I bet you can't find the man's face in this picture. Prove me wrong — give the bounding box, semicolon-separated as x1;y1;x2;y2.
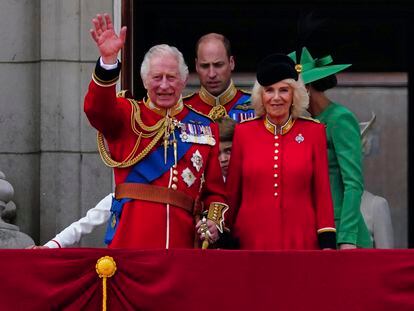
218;141;232;177
145;54;186;108
195;39;235;96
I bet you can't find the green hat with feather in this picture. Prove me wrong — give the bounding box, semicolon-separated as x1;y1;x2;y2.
288;47;351;84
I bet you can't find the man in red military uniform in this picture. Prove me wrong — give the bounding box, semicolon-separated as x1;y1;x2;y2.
83;13;228;249
184;33;254;122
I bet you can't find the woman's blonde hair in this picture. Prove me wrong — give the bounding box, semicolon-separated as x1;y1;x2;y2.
251;78;309;119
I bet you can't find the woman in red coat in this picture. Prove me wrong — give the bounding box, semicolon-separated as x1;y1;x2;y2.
226;54;336;250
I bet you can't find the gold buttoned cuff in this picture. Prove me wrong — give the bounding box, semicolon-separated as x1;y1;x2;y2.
207;202;229;233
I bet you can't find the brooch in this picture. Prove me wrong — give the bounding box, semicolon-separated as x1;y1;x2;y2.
295;133;304;143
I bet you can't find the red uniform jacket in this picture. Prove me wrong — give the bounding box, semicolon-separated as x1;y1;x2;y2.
84;81;227;249
226;117;335;250
184;85;253;122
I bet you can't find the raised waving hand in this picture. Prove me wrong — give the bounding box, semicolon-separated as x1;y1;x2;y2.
90;13;127;64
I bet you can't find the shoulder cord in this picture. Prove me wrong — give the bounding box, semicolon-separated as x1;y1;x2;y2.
97;99;168;168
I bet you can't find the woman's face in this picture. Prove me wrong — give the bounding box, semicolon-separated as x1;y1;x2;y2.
261;81;293;124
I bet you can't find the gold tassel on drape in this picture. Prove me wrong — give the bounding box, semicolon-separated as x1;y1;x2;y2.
96;256;117;311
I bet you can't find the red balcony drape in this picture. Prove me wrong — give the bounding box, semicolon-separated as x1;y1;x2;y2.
0;249;413;310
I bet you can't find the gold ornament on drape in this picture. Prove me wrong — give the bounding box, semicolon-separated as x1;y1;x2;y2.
96;256;117;311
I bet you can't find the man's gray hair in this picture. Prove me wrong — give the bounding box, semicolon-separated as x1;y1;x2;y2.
140;44;189;85
251;78;309;119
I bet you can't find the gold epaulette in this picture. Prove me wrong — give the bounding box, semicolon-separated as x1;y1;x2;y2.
116;90;137;100
184;104;215;122
240;116;260;123
240;116;261;123
182;92;196;100
298;116;320;123
116;90;129;98
239;88;252;95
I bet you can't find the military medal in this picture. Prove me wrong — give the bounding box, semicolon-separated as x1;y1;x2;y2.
179;121;216;146
295;133;304;143
191;150;203;172
232;102;256;123
181;167;196;187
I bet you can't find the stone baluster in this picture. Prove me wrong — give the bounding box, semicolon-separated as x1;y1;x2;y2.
0;171;34;248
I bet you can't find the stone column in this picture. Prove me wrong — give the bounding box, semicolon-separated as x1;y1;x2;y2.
39;0;114;247
0;0;41;241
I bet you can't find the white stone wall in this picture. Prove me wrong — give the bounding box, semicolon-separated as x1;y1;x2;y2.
0;0;115;247
39;0;115;247
0;0;41;242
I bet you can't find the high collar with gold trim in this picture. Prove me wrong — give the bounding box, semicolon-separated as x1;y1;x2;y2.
264;115;295;135
144;96;184;117
199;80;237;107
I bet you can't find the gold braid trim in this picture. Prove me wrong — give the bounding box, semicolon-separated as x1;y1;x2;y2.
97;99;167;168
208;104;229;120
92;73;118;88
207;202;229;233
132;99;165;133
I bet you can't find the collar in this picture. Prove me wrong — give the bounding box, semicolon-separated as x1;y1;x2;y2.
264;115;295;135
144;96;184;117
199;80;237;107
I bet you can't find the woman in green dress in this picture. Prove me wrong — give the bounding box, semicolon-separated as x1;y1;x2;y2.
289;47;372;249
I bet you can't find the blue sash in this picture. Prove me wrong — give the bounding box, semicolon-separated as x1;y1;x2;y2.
228;94;255;122
104;109;211;244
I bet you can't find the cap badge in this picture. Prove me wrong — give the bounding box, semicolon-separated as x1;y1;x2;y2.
295;64;303;73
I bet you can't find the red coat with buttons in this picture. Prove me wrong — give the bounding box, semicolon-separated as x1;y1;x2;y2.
84;80;227;249
226;117;335;250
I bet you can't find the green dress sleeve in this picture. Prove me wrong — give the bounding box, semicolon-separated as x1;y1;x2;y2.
329;111;364;244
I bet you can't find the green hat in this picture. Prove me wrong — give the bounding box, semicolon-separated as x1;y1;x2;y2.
288;47;351;84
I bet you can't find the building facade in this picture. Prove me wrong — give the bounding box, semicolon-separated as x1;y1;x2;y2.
0;0;409;248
